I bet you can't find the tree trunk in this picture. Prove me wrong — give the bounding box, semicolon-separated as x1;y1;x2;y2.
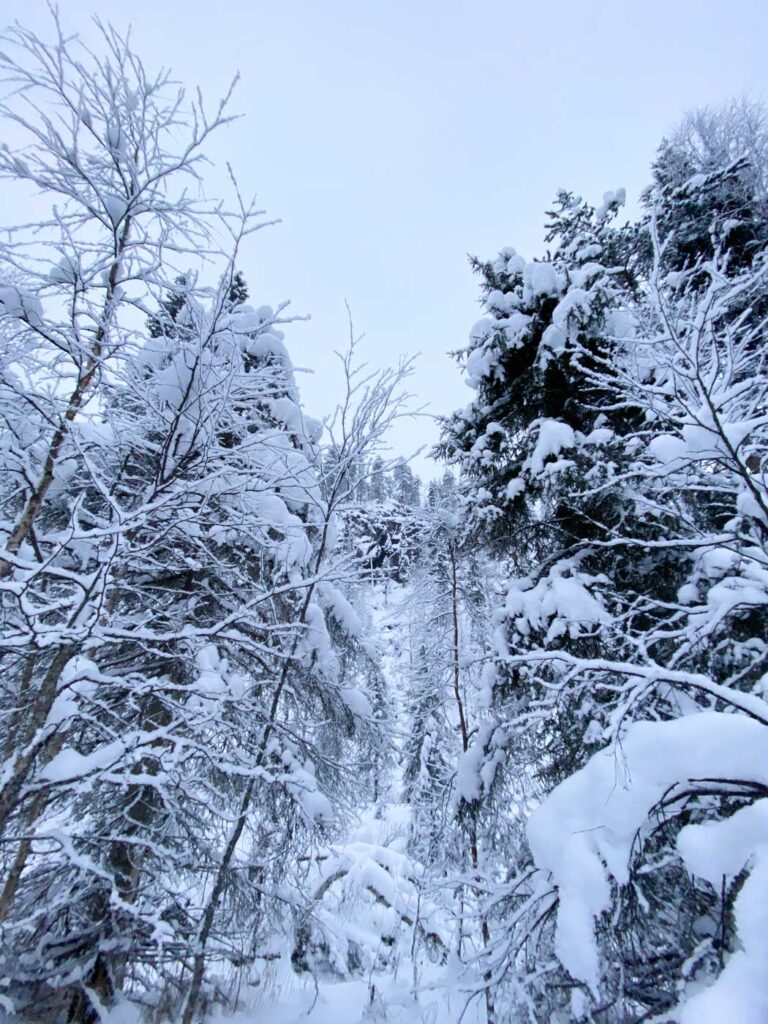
180;506;341;1023
0;644;73;836
448;542;496;1024
0;731;64;923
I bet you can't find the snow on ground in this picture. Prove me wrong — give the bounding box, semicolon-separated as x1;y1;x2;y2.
0;954;485;1024
220;965;484;1024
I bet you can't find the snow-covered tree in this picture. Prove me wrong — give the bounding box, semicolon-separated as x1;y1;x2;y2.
439;106;768;1020
515;227;768;1022
0;17;412;1023
644;98;768;279
0;23;248;1017
391;457;421;508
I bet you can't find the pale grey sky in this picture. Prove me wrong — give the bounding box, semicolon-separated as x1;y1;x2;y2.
2;0;767;477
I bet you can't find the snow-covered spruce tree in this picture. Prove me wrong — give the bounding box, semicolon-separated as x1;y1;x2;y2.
0;17;409;1023
391;456;421;507
439;114;768;1020
438;186;638;563
438;188;646;792
432;197;639;1019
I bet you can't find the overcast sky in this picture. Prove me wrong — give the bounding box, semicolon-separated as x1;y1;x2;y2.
2;0;767;477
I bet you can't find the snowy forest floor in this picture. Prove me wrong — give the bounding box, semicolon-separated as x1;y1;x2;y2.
220;582;486;1024
0;973;485;1024
219;966;484;1024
